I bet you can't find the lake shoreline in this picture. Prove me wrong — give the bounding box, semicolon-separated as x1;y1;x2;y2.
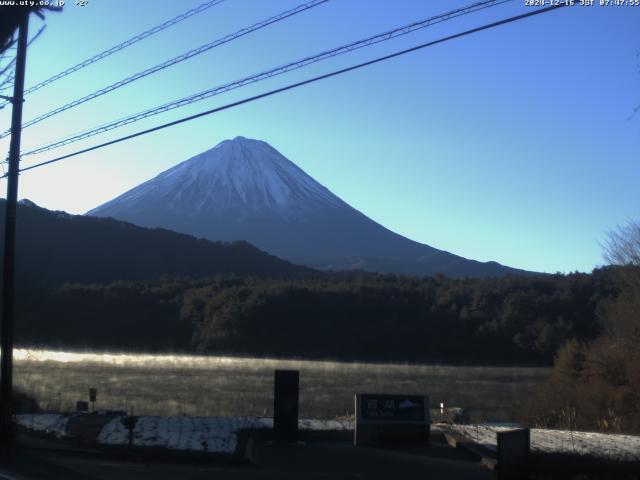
12;346;553;369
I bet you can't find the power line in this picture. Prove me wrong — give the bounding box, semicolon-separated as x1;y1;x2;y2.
0;0;227;111
11;2;571;178
21;0;512;157
0;0;329;139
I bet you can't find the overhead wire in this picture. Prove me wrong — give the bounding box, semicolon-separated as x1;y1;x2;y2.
0;0;330;139
0;0;227;110
21;0;513;157
9;2;571;178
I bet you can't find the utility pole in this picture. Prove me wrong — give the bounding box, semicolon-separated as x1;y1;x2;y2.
0;12;29;443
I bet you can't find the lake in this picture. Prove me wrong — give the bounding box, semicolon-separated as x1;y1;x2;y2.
14;349;550;422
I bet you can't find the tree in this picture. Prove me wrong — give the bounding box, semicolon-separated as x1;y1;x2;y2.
600;220;640;343
603;219;640;268
525;221;640;433
630;50;640;121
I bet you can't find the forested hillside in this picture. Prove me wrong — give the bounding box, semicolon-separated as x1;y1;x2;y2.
0;200;315;290
17;269;618;364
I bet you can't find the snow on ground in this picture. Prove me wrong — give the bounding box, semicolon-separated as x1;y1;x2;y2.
445;424;640;462
97;416;353;454
15;413;71;437
14;413;353;454
98;416;248;454
299;418;354;431
17;414;637;462
250;417;353;431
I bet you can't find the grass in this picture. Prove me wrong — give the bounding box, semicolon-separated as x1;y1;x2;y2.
14;349;551;421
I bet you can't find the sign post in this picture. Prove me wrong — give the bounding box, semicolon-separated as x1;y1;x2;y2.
122;416;137;449
89;388;97;412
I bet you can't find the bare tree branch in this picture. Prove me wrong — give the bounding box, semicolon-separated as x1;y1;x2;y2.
603;220;640;267
27;24;46;48
629;49;640;121
0;56;16;78
0;24;46;106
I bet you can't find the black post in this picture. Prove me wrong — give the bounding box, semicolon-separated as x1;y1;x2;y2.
273;370;299;443
0;12;29;443
89;387;97;412
497;428;530;480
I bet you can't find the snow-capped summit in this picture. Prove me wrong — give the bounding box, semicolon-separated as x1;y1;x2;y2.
88;137;527;277
93;136;344;221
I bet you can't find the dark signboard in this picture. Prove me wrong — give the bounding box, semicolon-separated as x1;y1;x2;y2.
360;394;425;422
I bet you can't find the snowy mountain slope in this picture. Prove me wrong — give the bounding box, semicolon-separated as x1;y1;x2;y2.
93;137;344;219
88;137;528;277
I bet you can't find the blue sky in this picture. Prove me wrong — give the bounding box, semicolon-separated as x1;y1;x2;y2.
0;0;638;274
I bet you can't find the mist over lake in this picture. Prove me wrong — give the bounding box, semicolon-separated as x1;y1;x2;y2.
14;349;550;421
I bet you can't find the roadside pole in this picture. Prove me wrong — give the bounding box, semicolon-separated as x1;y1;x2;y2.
0;12;30;444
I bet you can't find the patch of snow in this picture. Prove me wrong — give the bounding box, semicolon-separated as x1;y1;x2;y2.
98;416;244;453
243;417;353;431
298;418;354;431
15;413;71;437
15;410;354;455
97;415;353;454
445;424;640;462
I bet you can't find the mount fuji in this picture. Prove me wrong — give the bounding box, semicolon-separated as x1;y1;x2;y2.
87;137;527;277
